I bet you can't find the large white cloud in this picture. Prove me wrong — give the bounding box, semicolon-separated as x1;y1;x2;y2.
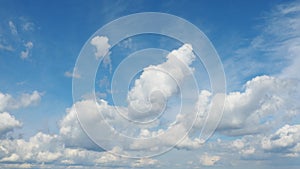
191;75;299;136
127;44;195;121
59;44;203;154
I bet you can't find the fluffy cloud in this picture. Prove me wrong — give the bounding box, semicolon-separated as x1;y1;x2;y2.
60;42;299;156
0;91;42;112
0;112;21;137
59;44;202;155
0;131;134;168
262;124;300;156
127;44;195;121
90;36;111;59
0;132;62;163
192;75;299;136
90;36;112;72
59;100;102;150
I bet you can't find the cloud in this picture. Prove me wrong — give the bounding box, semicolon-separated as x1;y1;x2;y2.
22;22;34;32
0;132;62;162
0;44;14;52
59;101;101;150
0;130;131;168
8;21;18;36
131;158;158;167
90;36;111;59
262;124;300;156
20;41;33;59
58;44;205;155
0;112;22;137
200;153;220;166
191;75;299;136
0;91;42;112
64;69;81;79
90;36;112;72
127;44;195;121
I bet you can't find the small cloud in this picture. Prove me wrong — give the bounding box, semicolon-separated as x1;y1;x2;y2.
118;37;133;49
90;36;111;59
131;158;158;167
22;22;35;31
200;153;220;166
0;44;14;51
8;21;18;36
64;69;81;79
0;90;42;111
20;41;33;59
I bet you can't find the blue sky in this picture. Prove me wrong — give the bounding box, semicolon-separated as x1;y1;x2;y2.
0;0;300;168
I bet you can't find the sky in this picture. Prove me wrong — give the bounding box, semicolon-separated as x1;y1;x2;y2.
0;0;300;168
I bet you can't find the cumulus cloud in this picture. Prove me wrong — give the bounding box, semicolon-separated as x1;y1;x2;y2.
0;112;22;137
90;36;111;59
262;124;300;156
127;44;195;121
0;131;132;168
90;36;112;72
192;75;299;136
0;132;62;163
58;44;202;154
60;40;299;156
59;100;102;150
0;91;42;112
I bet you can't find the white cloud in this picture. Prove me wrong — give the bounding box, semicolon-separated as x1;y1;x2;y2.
0;132;62;163
0;112;21;137
59;44;202;155
8;21;18;36
0;91;42;112
200;153;220;166
127;44;195;121
192;75;299;136
0;153;20;162
90;36;111;59
90;36;112;72
59;100;101;150
20;41;33;59
262;124;300;156
0;131;132;167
